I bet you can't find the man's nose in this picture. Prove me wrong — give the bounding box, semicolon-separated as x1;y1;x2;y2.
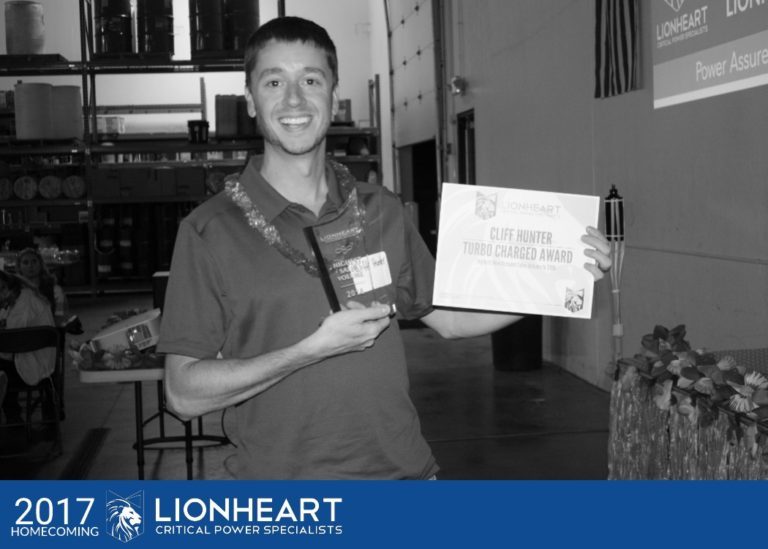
284;82;305;106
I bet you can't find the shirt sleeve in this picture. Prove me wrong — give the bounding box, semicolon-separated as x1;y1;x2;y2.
156;220;228;359
395;203;435;320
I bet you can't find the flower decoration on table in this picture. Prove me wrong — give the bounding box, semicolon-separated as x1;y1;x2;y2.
68;308;164;371
616;324;768;432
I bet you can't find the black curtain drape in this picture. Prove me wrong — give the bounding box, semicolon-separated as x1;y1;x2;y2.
595;0;639;98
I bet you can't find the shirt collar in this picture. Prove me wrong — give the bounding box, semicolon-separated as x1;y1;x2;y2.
239;155;346;222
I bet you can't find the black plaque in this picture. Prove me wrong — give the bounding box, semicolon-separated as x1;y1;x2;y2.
304;193;393;312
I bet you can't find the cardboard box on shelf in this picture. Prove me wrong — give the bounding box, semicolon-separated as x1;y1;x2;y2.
175;166;206;196
93;167;174;198
119;168;153;197
148;167;176;197
92;168;121;198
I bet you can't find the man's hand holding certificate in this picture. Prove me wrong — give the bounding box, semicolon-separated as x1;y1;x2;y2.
433;184;601;319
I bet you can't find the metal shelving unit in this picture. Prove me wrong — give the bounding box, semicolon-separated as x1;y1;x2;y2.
1;0;383;295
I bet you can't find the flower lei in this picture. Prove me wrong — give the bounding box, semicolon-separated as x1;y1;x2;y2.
224;159;361;277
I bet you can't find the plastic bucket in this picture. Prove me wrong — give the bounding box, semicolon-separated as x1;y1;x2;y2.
5;1;45;55
189;0;223;57
137;0;173;55
187;120;209;143
94;0;130;14
137;15;174;55
95;14;132;55
136;0;171;15
94;0;132;55
222;0;259;52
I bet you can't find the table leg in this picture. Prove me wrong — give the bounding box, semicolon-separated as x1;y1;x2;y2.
184;420;193;480
156;380;165;438
134;381;145;480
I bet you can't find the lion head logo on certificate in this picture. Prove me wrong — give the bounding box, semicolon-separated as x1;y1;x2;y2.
106;490;144;543
564;288;585;313
474;191;497;220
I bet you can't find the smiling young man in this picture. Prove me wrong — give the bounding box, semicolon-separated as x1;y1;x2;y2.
158;16;611;479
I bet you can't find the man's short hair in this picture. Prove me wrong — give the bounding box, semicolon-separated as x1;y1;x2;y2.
244;16;338;88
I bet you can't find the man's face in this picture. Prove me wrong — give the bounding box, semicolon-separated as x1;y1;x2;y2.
245;39;338;157
18;254;41;279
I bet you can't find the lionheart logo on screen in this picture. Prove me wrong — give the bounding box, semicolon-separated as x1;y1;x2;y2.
8;491;345;541
106;491;144;543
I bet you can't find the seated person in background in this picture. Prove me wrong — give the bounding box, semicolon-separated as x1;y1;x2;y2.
16;248;67;324
0;270;55;424
16;247;81;334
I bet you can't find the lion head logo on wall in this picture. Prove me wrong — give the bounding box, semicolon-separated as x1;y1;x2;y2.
664;0;685;12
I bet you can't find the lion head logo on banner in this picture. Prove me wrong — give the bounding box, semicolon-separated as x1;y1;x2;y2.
106;491;144;543
664;0;685;12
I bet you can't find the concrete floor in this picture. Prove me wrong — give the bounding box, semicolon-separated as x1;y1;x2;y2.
0;293;610;480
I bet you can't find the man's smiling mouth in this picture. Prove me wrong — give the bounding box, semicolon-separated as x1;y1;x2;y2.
279;115;312;128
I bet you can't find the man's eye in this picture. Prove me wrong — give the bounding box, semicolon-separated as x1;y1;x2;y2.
266;80;281;87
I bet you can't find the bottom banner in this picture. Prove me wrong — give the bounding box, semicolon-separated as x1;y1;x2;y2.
0;481;763;548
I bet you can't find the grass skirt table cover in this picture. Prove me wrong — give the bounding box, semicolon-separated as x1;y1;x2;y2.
608;348;768;480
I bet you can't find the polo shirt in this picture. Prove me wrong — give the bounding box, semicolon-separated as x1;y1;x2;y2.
158;155;438;479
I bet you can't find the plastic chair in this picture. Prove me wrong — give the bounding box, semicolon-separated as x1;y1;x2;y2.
0;326;64;458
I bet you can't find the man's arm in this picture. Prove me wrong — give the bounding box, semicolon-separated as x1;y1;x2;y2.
164;304;392;420
420;308;522;339
421;226;612;339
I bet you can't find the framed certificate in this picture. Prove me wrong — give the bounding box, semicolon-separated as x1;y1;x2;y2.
433;183;600;319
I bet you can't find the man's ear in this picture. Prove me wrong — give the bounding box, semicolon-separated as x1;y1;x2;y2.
331;87;339;119
245;85;257;118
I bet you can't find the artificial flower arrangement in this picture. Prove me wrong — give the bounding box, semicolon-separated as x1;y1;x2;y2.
69;308;163;371
616;324;768;457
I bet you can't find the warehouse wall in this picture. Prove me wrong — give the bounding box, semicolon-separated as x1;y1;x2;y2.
440;0;768;388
